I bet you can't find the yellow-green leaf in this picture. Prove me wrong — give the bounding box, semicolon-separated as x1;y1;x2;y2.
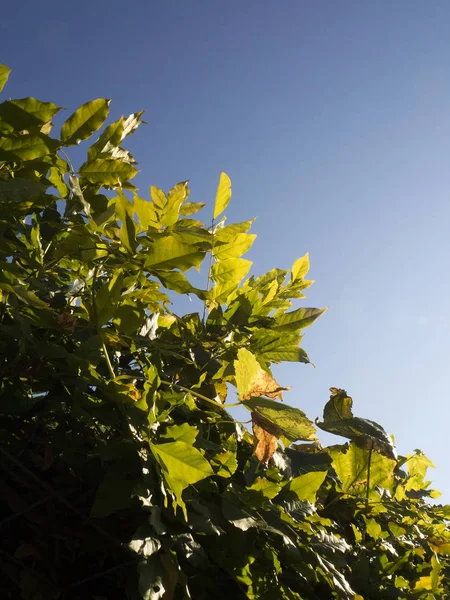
115;191;136;254
61;98;111;145
150;441;214;519
134;194;159;230
213;172;231;220
287;471;327;503
79;158;138;185
160;181;189;227
150;186;168;210
273;307;327;333
291;253;310;281
213;233;257;260
145;235;206;271
0;133;58;161
211;258;252;286
0;64;11;92
329;443;396;500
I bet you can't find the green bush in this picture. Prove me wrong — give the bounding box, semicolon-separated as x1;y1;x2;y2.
1;63;449;599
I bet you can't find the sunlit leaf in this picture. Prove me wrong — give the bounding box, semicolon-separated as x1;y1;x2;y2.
213;172;231;219
291;253;310;281
180;201;205;216
287;471;327;503
0;133;59;161
273;306;327;333
134;194;159;230
317;388;397;459
115;191;137;254
213;233;257;259
145;235;206;271
328;443;396;499
150;441;214;519
0;64;11;92
243;396;317;442
235;348;289;400
79;157;138;185
160;181;189;227
61;98;111;145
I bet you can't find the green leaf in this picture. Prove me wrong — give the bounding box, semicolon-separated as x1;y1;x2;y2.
150;185;168;210
160;181;189;227
287;471;327;503
145;235;206;271
48;167;69;197
273;307;327;332
328;443;396;499
9;97;62;124
0;283;49;307
364;517;382;540
213;233;257;260
95;270;124;326
115;191;137;254
150;441;214;519
211;450;238;478
79;157;138;185
0;133;59;161
211;257;252;286
134;194;159;230
161;423;198;444
88;110;145;160
88;115;125;159
0;178;46;203
180;201;205;216
243;396;317;442
291;253;310;281
316;388;397;459
213;172;231;219
0;64;11;92
215;220;254;242
250;331;310;364
61;98;111;145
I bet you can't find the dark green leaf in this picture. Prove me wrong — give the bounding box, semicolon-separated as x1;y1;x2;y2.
243;396;317;442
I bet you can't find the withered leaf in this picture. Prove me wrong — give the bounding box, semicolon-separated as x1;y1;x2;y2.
252;411;278;464
235;348;290;401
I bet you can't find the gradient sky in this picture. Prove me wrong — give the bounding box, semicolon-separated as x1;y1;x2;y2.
3;1;450;498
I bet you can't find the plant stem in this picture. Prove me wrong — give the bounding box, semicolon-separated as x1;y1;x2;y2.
59;148;75;174
160;379;242;409
366;443;373;512
202;216;215;324
91;263;115;379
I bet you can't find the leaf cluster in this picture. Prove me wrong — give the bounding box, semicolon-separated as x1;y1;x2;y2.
1;63;449;600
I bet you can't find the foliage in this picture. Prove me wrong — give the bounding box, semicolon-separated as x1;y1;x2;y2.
1;63;450;600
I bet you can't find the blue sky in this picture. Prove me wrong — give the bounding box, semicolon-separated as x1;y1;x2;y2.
3;1;450;497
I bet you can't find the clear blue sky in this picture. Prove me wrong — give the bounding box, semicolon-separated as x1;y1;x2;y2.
3;1;450;497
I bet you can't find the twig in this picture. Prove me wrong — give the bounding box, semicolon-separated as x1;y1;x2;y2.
202;216;215;325
159;380;241;409
366;442;373;512
91;263;116;379
59;149;75;175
